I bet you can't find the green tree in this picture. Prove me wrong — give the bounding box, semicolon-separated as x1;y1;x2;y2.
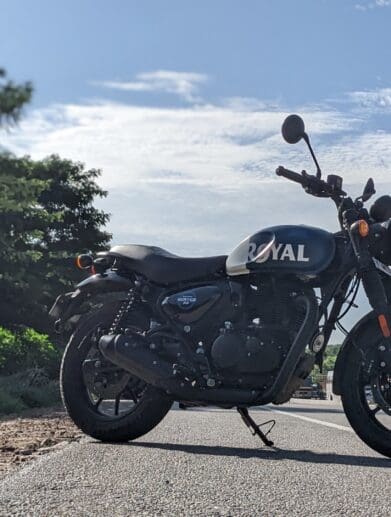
0;69;111;331
0;154;53;327
0;68;32;125
311;344;341;384
0;153;111;331
0;70;48;327
30;154;110;328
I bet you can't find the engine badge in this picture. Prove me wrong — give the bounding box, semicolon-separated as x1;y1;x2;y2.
176;292;197;309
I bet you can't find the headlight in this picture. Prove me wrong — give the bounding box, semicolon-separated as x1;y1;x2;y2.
370;195;391;223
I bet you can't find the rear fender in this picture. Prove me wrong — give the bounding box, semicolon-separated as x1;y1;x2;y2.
49;271;134;331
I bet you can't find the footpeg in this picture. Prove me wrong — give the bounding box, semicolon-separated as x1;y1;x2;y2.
237;407;275;447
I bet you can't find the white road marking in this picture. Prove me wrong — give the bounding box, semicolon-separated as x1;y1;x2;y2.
265;407;354;433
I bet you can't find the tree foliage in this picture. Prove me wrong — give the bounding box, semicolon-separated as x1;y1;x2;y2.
0;68;32;125
0;326;60;377
0;69;111;331
323;344;341;371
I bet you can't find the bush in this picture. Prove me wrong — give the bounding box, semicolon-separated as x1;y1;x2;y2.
0;389;27;414
0;369;60;415
0;326;61;378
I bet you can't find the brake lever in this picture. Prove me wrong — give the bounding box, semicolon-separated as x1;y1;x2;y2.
301;171;346;198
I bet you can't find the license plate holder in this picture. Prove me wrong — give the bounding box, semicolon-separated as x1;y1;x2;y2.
49;292;74;320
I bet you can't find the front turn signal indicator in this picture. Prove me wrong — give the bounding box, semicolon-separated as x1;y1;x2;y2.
378;314;391;338
76;254;94;270
358;219;369;237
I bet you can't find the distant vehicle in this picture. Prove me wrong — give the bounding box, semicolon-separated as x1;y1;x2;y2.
293;384;326;400
293;386;314;399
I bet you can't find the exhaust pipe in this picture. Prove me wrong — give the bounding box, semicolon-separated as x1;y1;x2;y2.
99;333;174;386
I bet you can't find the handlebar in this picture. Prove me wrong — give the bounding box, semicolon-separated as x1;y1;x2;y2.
276;166;346;199
276;166;306;186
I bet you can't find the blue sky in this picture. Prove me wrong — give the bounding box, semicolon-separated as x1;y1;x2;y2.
2;0;391;335
3;0;391;112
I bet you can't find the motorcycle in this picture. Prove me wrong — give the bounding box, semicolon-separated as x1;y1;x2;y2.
51;115;391;457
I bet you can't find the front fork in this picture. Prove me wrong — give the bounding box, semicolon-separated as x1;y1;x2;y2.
349;219;391;339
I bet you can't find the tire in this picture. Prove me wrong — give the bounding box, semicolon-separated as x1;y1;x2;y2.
341;323;391;458
60;306;173;442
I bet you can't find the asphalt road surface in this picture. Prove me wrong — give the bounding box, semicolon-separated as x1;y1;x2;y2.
0;400;390;516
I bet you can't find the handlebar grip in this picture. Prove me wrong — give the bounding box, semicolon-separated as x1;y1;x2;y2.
276;166;305;185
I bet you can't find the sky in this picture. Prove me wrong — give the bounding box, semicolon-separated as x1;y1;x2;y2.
2;0;391;336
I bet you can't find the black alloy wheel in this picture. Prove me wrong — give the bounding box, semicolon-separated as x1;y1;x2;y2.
61;306;172;442
341;326;391;458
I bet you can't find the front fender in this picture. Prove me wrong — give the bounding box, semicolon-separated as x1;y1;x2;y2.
333;275;391;395
332;311;377;395
49;271;134;330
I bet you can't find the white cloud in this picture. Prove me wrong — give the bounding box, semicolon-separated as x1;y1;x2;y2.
355;0;391;10
95;70;208;103
1;102;361;192
348;88;391;111
1;78;391;261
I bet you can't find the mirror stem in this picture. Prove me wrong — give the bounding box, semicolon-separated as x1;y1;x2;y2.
303;133;322;179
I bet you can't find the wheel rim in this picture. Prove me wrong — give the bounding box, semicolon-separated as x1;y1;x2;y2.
359;340;391;432
81;325;147;419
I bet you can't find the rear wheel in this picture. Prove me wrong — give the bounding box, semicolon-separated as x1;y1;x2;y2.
341;324;391;458
60;306;172;442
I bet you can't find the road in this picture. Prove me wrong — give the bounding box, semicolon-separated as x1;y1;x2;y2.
0;400;390;516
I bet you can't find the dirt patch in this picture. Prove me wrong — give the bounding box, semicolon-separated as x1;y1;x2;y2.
0;406;83;479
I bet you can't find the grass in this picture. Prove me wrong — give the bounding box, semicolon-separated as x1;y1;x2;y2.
0;369;61;415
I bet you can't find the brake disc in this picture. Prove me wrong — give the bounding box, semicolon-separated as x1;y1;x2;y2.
82;358;131;399
370;371;391;416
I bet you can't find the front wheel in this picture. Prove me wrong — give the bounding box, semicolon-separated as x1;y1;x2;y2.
60;306;172;442
341;323;391;458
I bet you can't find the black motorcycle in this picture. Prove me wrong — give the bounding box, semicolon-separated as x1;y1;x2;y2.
51;115;391;458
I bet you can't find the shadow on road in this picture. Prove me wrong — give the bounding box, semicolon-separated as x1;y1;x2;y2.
171;406;344;415
124;441;390;467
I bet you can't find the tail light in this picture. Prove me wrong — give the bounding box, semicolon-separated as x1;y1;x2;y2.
76;254;94;270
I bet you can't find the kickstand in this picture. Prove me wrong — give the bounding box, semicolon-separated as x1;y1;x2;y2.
237;407;275;447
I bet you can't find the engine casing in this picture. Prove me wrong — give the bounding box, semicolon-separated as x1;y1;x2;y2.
211;327;283;374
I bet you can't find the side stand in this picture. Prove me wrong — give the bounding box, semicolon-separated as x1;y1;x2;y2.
237;407;275;447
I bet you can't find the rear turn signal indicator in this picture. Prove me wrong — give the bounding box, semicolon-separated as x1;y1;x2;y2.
378;314;391;338
76;254;94;270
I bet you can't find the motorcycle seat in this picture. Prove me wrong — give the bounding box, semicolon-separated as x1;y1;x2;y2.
107;244;227;285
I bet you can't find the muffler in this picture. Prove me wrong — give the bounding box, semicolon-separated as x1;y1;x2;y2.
99;333;173;386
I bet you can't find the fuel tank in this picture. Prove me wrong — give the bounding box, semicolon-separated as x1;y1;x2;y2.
226;225;336;276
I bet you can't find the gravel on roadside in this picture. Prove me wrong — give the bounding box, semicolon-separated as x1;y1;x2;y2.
0;407;83;479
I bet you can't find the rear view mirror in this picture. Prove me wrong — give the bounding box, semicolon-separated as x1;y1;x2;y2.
362;178;376;202
281;114;305;144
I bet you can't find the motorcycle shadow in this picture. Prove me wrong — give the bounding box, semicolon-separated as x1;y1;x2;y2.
120;441;390;467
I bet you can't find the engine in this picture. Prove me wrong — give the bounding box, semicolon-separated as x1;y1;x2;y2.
211;325;287;376
210;281;304;389
161;278;307;390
